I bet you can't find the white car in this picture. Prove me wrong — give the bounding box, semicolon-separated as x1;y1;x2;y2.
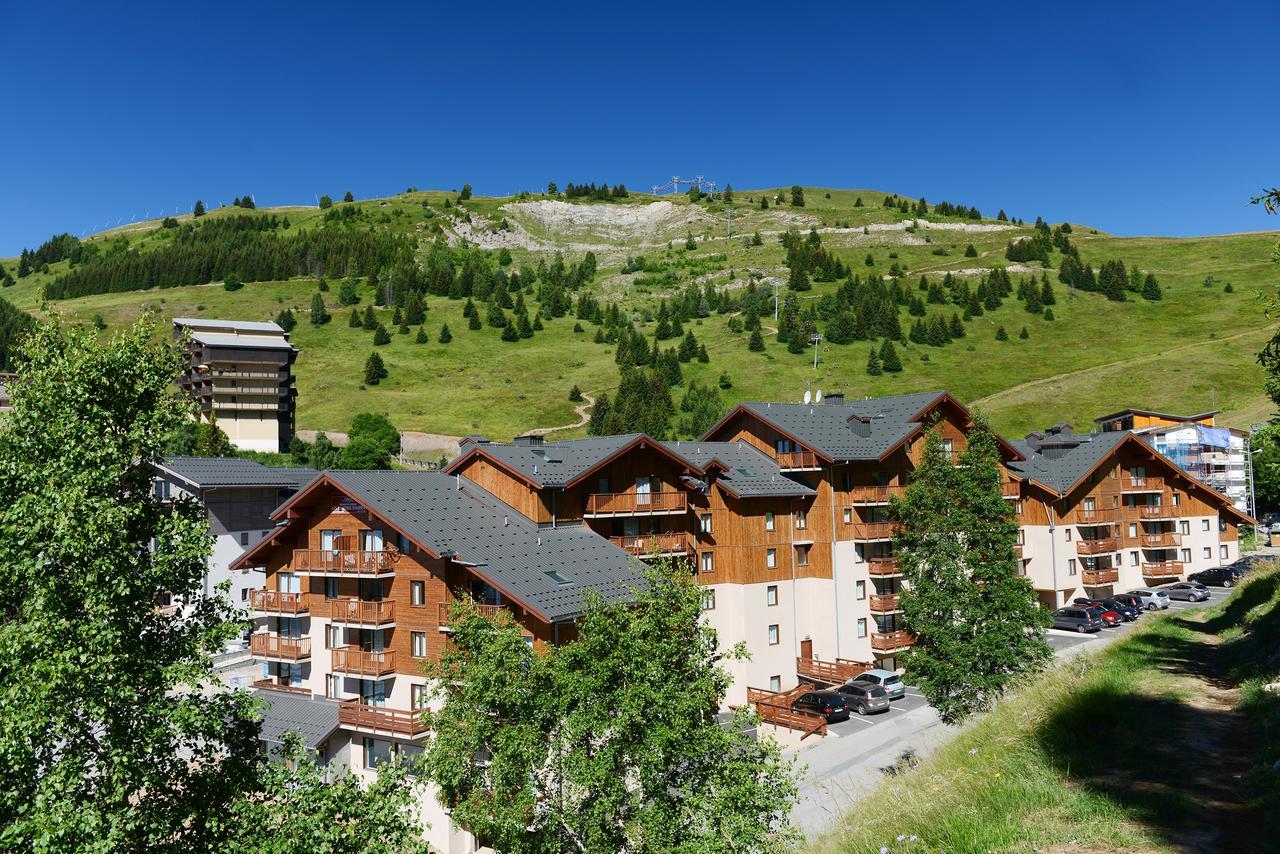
1126;588;1171;611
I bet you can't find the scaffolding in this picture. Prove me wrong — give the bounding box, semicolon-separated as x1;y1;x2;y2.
1150;423;1251;516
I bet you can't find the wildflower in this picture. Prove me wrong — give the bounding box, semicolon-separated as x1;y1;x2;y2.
897;835;907;842
910;836;919;842
880;848;889;854
968;748;978;755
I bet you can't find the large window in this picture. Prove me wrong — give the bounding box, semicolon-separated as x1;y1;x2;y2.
325;578;339;600
363;737;392;769
325;624;342;649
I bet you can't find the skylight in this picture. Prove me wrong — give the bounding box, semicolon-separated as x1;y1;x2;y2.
545;569;572;585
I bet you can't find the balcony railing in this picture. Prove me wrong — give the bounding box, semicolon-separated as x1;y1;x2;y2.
1131;504;1177;521
1076;509;1117;525
1075;537;1119;556
796;656;874;684
851;522;896;541
866;556;903;576
250;633;311;661
869;593;901;613
331;646;397;677
252;678;310;695
1141;561;1184;577
437;601;508;629
292;548;399;576
1120;476;1165;492
250;589;308;615
1139;532;1182;548
326;597;395;625
584;491;687;516
1081;568;1120;586
848;485;906;505
777;450;820;471
871;630;915;652
747;687;827;739
337;699;429;737
608;532;692;557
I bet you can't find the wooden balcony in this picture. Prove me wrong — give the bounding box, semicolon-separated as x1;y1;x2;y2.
608;532;692;557
252;678;310;695
436;601;507;630
848;485;905;505
326;597;396;626
292;548;399;576
851;522;896;541
1142;561;1184;578
337;699;429;738
777;450;821;471
1132;504;1177;521
1076;537;1119;556
869;593;901;613
871;630;915;652
1075;509;1117;526
1139;532;1182;548
584;491;687;517
331;646;397;677
1120;476;1165;493
796;656;874;684
1081;568;1119;586
866;556;903;576
250;633;311;661
1000;482;1021;499
249;589;308;615
747;686;826;739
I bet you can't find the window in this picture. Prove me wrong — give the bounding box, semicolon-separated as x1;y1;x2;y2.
1067;559;1077;576
855;580;866;600
767;625;780;645
766;548;776;569
766;585;778;606
700;588;716;611
856;618;867;638
795;545;809;566
843;508;852;524
775;438;794;454
240;531;250;546
700;552;714;574
320;529;342;551
325;624;342;649
941;438;954;458
1202;519;1211;532
597;477;610;494
795;510;807;530
1064;528;1072;542
411;684;428;710
840;471;852;492
764;511;775;532
411;631;427;658
1220;545;1229;560
410;580;425;607
1203;547;1212;560
1181;548;1191;563
363;737;392;769
769;675;782;692
1179;520;1190;535
1015;501;1023;515
240;587;248;601
325;578;339;600
1130;551;1139;567
398;533;412;554
699;513;712;534
325;674;341;699
1172;493;1181;506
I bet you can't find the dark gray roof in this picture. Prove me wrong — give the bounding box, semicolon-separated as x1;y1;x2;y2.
159;457;316;490
323;471;648;622
252;689;339;751
1007;430;1130;495
174;317;286;333
730;391;947;461
460;434;645;487
661;440;816;498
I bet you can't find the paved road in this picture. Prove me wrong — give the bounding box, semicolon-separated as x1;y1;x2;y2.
789;585;1233;840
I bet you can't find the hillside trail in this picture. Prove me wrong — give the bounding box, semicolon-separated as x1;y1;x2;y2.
967;325;1267;409
525;392;595;436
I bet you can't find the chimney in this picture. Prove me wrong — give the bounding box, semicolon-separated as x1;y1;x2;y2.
513;435;544;447
849;416;872;438
824;392;845;405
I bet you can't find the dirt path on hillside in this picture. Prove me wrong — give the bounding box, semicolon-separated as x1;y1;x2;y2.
524;392;595;436
967;326;1268;409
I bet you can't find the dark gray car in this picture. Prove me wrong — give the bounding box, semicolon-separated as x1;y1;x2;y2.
836;682;891;715
1051;606;1104;633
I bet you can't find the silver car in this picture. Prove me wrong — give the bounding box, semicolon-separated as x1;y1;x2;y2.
846;669;906;700
1126;589;1171;611
1162;581;1211;602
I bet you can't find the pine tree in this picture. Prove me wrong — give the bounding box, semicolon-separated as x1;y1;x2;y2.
391;306;403;327
363;352;387;385
748;329;765;352
1142;273;1162;301
866;347;882;376
790;185;805;207
438;323;453;343
415;326;428;344
362;306;377;330
193;199;205;217
995;326;1008;341
405;292;426;326
319;195;333;209
343;191;354;203
1040;277;1056;306
487;298;507;329
964;243;977;258
372;324;391;345
788;265;811;291
879;339;902;372
759;196;768;210
501;320;519;342
948;313;966;339
348;309;361;328
1019;326;1029;339
569;384;583;402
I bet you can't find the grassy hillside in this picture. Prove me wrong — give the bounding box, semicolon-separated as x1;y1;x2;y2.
2;188;1276;440
809;563;1280;852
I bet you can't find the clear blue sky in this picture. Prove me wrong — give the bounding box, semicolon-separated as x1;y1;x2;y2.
2;1;1277;255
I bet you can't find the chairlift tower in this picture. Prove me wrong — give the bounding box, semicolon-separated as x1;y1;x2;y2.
651;175;718;196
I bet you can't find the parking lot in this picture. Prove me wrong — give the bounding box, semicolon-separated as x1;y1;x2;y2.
1046;588;1224;657
825;685;932;736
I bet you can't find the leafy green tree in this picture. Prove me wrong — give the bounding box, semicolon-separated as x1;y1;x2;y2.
348;412;400;457
223;273;243;292
319;195;333;209
194;414;237;456
364;352;387;384
498;248;513;266
339;278;361;306
890;421;1052;723
193;199;206;217
422;561;799;853
342;437;392;469
309;293;330;325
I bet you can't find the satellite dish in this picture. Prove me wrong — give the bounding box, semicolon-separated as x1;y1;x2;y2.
816;390;823;403
803;390;812;404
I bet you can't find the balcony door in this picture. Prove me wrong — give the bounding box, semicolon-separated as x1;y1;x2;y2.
360;678;386;707
278;572;300;594
360;529;384;552
635;476;659;506
360;629;385;653
320;529;341;552
278;616;302;639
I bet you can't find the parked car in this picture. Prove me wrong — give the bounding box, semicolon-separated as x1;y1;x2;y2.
1162;581;1211;602
1270;522;1280;535
1078;604;1123;627
1127;588;1171;611
1051;606;1104;633
1110;593;1147;612
1095;597;1143;621
845;669;906;700
792;689;851;723
1188;567;1239;588
836;682;891;715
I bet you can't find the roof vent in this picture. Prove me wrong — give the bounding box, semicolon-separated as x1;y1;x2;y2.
513;435;544;447
503;515;509;527
825;392;845;405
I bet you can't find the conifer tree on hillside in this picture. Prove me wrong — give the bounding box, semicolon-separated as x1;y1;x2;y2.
964;243;977;257
348;309;361;328
995;325;1008;341
276;308;298;332
1019;326;1029;339
372;324;391;345
866;347;882;376
879;339;902;372
788;266;810;291
854;196;863;207
319;195;333;209
790;185;805;207
459;184;472;201
363;352;387;385
501;320;519;342
438;324;452;343
343;191;354;203
1044;308;1055;321
415;326;428;344
362;306;377;330
760;196;769;210
748;328;765;352
1142;273;1162;301
1040;276;1056;305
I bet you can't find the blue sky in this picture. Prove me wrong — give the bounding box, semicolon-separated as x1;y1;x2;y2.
2;1;1277;255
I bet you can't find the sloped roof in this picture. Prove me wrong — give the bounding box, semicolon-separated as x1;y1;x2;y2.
158;457;316;490
316;471;648;622
174;317;286;334
1007;431;1130;495
450;434;646;487
252;689;339;751
660;440;816;498
1094;407;1219;425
